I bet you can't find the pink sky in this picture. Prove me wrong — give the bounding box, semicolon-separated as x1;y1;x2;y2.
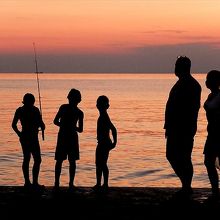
1;0;220;72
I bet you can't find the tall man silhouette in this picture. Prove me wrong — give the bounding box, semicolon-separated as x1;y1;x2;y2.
164;56;201;195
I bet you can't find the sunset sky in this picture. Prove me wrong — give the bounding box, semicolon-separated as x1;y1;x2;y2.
1;0;220;73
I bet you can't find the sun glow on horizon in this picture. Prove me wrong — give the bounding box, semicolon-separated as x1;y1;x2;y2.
1;0;220;55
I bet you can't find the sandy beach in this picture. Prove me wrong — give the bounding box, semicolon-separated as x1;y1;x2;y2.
0;186;219;219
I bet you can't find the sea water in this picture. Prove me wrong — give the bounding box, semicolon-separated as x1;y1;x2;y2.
0;73;210;187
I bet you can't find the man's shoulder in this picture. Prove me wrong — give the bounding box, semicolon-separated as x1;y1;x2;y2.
181;75;201;90
191;75;200;84
190;76;202;91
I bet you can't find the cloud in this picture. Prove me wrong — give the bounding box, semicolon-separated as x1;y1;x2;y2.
0;42;220;73
177;35;220;43
131;42;220;72
141;29;187;34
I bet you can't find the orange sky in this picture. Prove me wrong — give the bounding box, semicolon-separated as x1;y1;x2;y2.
1;0;220;72
1;0;220;54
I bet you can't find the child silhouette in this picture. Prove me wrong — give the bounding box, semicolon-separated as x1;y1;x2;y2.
12;93;45;190
54;89;84;191
93;95;117;191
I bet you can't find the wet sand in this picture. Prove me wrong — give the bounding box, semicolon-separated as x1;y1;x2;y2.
0;186;219;219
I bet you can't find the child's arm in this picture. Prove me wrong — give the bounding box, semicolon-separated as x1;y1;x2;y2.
36;108;45;131
37;109;45;141
53;107;62;127
39;115;46;131
110;122;117;148
11;110;21;137
76;111;84;133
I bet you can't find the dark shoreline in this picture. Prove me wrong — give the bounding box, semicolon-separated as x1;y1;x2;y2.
0;186;219;219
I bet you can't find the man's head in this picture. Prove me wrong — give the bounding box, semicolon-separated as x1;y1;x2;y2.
175;56;191;78
22;93;35;106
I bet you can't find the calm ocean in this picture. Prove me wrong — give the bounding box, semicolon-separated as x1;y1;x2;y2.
0;73;211;187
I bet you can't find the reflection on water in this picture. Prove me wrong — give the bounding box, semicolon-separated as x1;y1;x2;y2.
0;73;210;187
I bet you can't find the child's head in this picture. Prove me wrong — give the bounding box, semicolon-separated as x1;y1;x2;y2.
67;88;81;105
206;70;220;90
96;95;109;110
22;93;35;106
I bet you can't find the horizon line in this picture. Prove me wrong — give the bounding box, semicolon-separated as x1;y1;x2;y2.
0;72;206;74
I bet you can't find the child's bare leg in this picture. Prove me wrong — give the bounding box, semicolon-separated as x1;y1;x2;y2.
69;160;76;187
96;165;102;186
55;160;63;187
103;164;109;187
32;157;41;185
23;154;31;186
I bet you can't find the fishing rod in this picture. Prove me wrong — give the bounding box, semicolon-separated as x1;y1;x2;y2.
33;42;44;140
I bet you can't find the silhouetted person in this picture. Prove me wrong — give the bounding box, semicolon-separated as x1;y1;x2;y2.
54;88;84;191
93;95;117;191
203;70;220;199
12;93;45;190
164;56;201;196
